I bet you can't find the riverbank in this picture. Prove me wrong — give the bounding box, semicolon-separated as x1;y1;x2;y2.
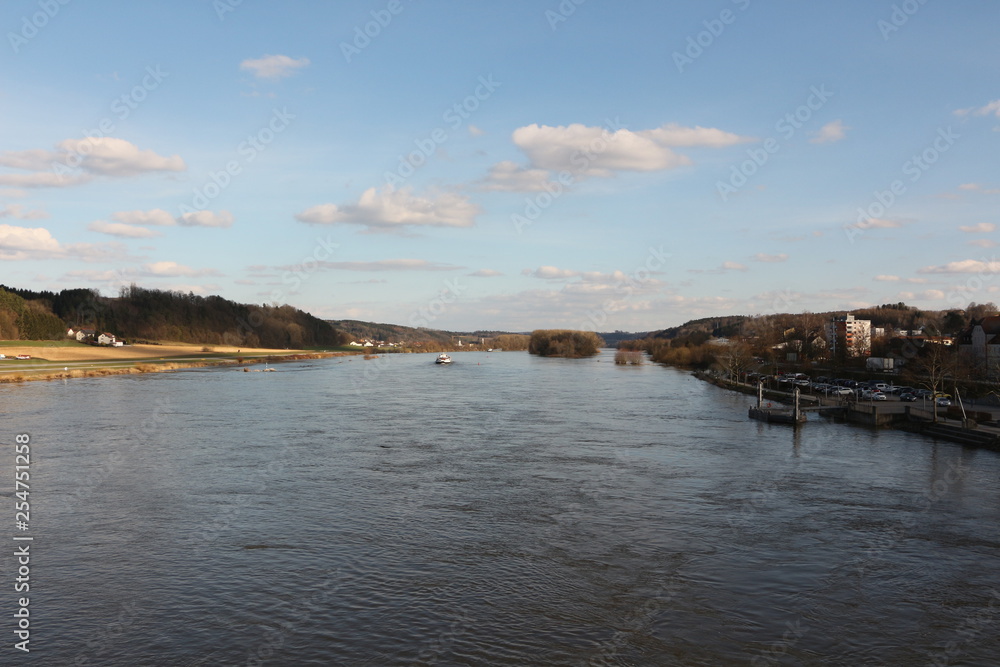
0;346;364;384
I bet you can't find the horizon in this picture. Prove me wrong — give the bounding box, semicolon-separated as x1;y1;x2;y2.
2;2;998;331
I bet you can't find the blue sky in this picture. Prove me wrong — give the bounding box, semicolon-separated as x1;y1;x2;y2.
1;1;998;332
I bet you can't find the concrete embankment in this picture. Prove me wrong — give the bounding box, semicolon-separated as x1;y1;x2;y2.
695;371;1000;452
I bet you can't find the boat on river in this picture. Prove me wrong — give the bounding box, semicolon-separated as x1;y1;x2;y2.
435;354;453;364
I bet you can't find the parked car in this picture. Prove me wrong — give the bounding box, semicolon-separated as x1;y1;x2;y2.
862;390;887;401
936;397;952;407
899;393;917;402
831;387;854;396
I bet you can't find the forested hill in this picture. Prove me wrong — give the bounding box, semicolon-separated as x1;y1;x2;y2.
0;284;350;348
0;287;67;339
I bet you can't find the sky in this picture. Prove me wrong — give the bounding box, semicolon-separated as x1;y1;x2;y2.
1;1;999;333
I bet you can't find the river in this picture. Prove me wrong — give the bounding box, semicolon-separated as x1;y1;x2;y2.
3;350;1000;665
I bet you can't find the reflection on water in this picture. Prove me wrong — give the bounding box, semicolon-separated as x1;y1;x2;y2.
4;350;1000;665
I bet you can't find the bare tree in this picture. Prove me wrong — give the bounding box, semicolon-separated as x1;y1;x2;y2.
905;342;956;421
716;341;755;383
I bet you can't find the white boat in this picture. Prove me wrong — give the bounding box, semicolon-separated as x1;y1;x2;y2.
435;354;452;364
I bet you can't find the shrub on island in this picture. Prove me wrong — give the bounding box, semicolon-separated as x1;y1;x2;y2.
528;330;604;358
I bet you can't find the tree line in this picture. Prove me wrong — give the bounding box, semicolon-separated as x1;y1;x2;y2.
0;284;351;349
528;330;604;358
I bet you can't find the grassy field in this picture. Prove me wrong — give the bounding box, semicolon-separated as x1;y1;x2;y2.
0;339;369;383
0;341;314;362
0;340;87;348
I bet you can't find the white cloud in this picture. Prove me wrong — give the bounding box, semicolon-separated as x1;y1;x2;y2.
299;259;463;272
240;54;311;80
469;269;503;277
57;138;185;176
874;275;900;282
0;223;128;262
955;100;1000;118
850;217;903;230
0;138;184;187
468;125;485;137
0;223;61;258
0;204;48;220
141;261;221;277
295;187;479;232
88;220;161;239
62;269;127;283
919;260;1000;274
112;208;177;226
0;172;92;188
526;266;580;280
959;183;981;191
510;121;751;178
752;253;788;263
969;239;999;248
809;119;849;144
721;261;748;272
178;210;234;228
478;161;558;192
959;223;996;233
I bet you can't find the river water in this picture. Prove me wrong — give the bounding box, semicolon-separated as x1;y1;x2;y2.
3;350;1000;665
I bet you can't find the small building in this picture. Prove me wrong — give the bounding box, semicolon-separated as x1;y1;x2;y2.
97;332;116;345
76;329;96;341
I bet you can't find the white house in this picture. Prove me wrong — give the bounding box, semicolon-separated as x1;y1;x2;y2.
76;329;95;341
97;332;116;345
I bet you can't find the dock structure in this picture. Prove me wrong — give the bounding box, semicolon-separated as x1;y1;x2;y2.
748;383;806;425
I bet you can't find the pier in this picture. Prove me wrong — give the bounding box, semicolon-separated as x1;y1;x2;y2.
699;372;1000;451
